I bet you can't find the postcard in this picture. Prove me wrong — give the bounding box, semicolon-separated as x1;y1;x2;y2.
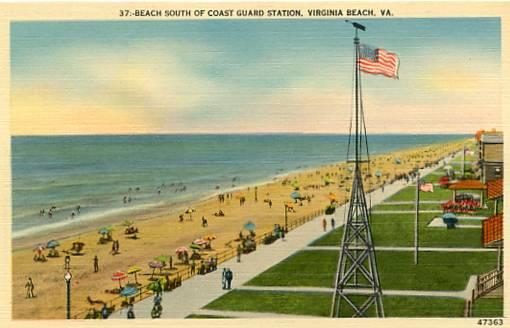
0;1;507;327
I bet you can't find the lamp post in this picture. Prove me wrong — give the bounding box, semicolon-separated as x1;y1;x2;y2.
64;255;72;319
284;204;288;232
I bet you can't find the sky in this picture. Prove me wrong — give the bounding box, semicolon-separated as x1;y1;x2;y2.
10;18;501;135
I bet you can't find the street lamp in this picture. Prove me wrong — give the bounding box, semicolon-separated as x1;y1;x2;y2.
284;204;288;232
64;257;73;319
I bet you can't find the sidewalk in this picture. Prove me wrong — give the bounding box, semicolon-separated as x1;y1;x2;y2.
111;154;458;319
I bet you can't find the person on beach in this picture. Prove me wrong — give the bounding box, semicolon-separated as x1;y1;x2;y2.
269;200;272;208
322;218;327;232
94;255;99;273
221;268;227;289
201;216;208;227
25;277;34;298
116;240;120;253
281;227;286;241
190;260;196;275
225;269;233;289
236;244;242;263
179;214;184;222
331;218;336;230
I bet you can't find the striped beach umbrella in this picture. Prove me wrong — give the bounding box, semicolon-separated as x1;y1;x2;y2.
175;246;188;254
127;266;141;284
193;238;208;246
111;271;127;289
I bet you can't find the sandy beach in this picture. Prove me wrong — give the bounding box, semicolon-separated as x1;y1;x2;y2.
11;139;466;319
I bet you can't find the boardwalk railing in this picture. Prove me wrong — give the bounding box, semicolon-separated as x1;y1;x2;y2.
74;208;326;319
464;269;504;317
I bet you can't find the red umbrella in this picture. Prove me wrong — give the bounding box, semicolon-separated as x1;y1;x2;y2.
111;271;127;289
175;246;188;254
193;238;208;246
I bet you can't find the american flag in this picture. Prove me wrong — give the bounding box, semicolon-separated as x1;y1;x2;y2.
359;44;399;79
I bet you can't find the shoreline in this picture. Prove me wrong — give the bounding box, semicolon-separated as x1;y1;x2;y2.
11;138;467;251
11;139;468;319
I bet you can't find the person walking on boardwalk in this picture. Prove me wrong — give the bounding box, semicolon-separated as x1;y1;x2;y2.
93;255;99;273
236;244;242;263
225;269;233;289
127;304;135;319
331;217;336;230
25;277;34;298
322;218;327;232
221;268;227;289
101;303;109;319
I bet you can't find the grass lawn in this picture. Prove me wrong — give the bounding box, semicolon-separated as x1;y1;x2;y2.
246;250;497;291
204;290;466;317
373;203;441;211
457;219;482;226
310;212;483;248
472;298;504;317
388;186;452;202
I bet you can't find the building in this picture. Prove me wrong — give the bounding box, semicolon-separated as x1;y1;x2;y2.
477;131;503;183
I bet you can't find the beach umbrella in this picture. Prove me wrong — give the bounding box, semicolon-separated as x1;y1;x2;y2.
127;266;141;284
121;220;134;227
111;271;127;289
184;207;196;220
395;158;402;164
375;170;382;178
290;191;302;200
193;238;208;246
328;193;337;202
323;176;334;185
284;202;294;209
154;255;169;268
148;261;164;279
98;227;113;235
243;220;256;232
46;240;59;249
175;246;188;254
203;234;216;241
189;243;201;250
120;285;138;300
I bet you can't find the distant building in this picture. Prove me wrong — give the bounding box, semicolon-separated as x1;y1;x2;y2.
477;131;503;183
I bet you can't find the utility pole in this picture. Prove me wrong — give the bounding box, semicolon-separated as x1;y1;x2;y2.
461;144;465;177
414;172;420;265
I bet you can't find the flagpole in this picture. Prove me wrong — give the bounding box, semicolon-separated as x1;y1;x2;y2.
414;172;420;265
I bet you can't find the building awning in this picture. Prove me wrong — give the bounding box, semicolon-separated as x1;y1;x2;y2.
487;178;503;200
448;180;487;190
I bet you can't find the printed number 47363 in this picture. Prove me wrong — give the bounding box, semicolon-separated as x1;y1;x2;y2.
478;319;504;326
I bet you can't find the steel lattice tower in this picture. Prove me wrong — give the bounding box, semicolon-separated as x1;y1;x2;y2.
330;22;385;318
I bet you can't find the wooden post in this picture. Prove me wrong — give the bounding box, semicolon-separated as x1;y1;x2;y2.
414;172;420;265
461;144;465;177
497;246;502;271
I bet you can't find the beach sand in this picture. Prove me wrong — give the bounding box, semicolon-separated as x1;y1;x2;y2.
11;140;466;319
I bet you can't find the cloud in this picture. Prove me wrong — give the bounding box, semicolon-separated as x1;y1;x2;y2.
11;42;220;135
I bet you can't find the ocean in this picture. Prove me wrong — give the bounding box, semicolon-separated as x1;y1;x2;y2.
11;134;467;239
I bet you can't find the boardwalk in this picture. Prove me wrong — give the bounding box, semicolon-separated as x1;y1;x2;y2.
111;156;457;319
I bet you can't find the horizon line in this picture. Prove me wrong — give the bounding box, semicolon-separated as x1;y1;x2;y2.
11;132;474;137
